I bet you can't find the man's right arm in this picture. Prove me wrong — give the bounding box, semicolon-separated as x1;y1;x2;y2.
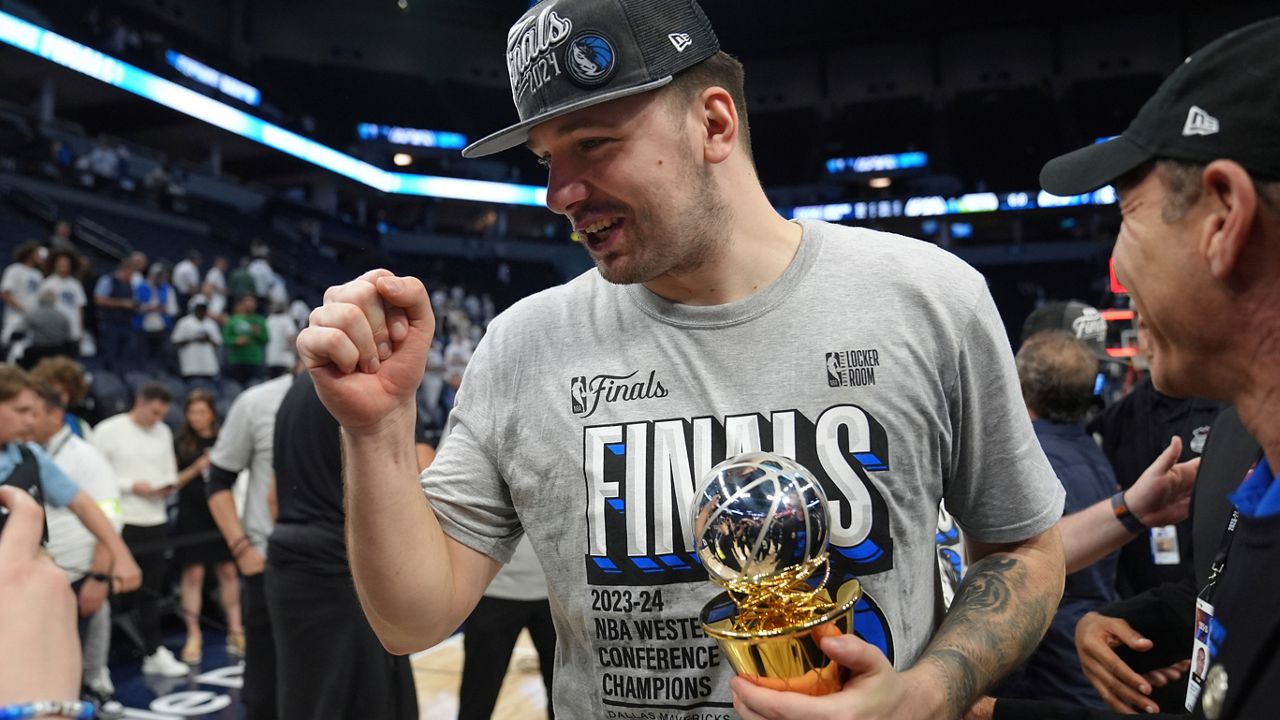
1058;437;1198;574
301;270;500;655
205;464;263;575
342;413;500;654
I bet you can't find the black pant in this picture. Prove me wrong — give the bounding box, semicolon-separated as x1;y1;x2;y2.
19;342;77;369
241;572;277;720
459;596;556;720
121;523;170;654
265;561;417;720
227;363;266;386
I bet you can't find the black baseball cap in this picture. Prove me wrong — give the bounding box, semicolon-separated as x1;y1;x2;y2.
1020;300;1112;362
462;0;719;159
1040;16;1280;196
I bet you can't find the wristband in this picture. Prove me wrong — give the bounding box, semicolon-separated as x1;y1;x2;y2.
229;536;249;553
0;700;95;718
1110;491;1147;533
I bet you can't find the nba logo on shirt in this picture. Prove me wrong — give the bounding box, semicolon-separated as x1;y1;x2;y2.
570;376;588;414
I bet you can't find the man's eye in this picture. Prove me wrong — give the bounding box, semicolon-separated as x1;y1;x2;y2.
579;138;608;152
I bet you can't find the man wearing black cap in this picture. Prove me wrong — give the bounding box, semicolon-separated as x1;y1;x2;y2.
298;1;1072;718
977;15;1280;720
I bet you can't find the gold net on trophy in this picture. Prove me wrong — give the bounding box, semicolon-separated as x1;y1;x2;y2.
691;452;861;696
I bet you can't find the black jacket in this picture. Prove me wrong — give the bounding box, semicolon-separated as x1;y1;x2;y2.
996;407;1266;720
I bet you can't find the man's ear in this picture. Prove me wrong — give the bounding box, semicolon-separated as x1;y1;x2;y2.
699;86;738;165
1200;160;1258;280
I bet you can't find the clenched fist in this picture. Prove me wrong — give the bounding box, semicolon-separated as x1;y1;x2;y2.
297;270;435;434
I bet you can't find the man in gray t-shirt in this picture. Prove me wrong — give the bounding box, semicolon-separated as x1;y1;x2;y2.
298;1;1067;719
205;371;293;720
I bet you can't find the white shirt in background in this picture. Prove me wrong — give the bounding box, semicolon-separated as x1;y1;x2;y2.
171;314;223;377
1;262;44;339
172;259;201;295
265;312;297;368
38;275;87;340
204;266;226;295
247;259;274;296
46;426;122;582
92;414;178;528
288;299;310;330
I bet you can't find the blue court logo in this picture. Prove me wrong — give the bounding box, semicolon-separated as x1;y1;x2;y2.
565;32;616;87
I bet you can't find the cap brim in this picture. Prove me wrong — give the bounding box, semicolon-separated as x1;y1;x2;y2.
462;76;674;159
1039;135;1153;196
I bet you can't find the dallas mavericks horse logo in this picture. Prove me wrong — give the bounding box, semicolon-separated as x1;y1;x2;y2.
566;32;616;86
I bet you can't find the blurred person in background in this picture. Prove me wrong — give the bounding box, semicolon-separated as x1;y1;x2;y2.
172;389;241;665
93;382;186;678
1;241;46;355
227;258;257;307
264;301;298;378
48;220;75;254
202;256;229;324
93;258;139;373
125;251;147;289
38;250;87;359
247;247;274;306
171;295;222;388
266;369;429;719
997;330;1198;708
172;250;202;313
458;535;555;720
30;357;92;440
287;299;310;331
19;290;71;369
205;365;296;719
32;382;125;705
224;294;267;385
134;263;179;372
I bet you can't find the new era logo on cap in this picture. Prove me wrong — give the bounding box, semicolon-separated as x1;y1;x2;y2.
668;32;692;52
1183;105;1220;137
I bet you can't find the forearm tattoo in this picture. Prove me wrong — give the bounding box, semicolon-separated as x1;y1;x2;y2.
917;555;1056;718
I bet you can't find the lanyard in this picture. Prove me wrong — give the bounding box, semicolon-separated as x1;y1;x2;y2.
1204;509;1240;591
47;433;71;460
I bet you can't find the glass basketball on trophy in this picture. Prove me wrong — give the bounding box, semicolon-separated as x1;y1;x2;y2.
691;452;861;695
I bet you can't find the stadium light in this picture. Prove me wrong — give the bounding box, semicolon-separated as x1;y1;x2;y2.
0;10;547;207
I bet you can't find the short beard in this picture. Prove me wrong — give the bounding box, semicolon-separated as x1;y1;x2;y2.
594;160;730;285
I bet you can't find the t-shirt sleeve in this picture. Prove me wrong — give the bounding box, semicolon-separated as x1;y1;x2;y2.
210;394;255;472
419;333;521;564
1;265;20;294
93;274;111;298
30;443;80;507
942;283;1065;544
171;317;192;342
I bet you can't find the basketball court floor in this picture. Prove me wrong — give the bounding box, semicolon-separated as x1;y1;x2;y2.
110;629;549;719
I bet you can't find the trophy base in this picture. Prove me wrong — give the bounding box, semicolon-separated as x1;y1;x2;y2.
700;578;862;696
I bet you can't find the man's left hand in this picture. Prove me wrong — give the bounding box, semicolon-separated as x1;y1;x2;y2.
731;634;938;720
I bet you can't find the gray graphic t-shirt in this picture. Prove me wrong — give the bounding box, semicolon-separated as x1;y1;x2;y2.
422;220;1064;719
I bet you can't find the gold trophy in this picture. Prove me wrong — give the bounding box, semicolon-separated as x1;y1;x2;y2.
691;452;861;695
